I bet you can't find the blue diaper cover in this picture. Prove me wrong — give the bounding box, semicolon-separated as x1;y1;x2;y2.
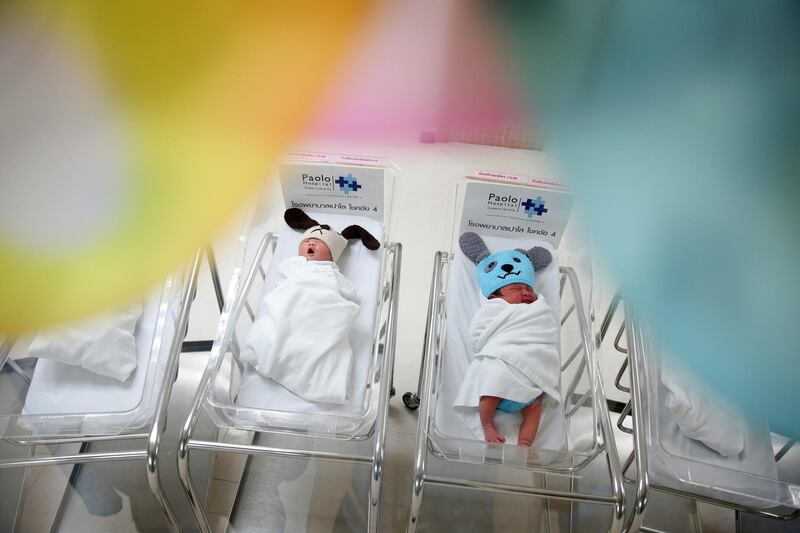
496;398;534;413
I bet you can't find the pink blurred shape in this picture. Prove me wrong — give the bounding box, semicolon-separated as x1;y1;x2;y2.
306;0;530;144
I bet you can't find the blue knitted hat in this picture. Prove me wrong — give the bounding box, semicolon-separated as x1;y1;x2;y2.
476;250;535;297
459;232;554;298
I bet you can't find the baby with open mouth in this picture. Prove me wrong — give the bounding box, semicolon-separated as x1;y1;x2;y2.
299;231;334;262
239;208;380;404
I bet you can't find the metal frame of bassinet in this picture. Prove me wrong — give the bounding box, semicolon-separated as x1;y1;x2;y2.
404;251;627;533
177;232;402;533
0;248;224;532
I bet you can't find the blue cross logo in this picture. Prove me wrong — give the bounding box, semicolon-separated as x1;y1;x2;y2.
335;173;363;194
522;196;548;217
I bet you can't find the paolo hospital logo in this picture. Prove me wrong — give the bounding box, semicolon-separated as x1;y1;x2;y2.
487;192;548;218
301;172;363;194
335;173;362;194
522;196;547;217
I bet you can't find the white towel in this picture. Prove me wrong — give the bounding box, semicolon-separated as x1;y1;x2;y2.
240;257;359;404
28;303;143;382
453;297;561;442
660;355;747;457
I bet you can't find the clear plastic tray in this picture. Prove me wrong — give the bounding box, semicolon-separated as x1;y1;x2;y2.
0;275;183;440
427;177;606;474
634;328;800;510
201;154;397;439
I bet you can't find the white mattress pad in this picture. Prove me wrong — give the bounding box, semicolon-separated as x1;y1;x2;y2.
650;382;784;508
20;284;179;434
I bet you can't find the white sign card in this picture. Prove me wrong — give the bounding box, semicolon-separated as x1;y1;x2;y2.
285;151;390;168
472;169;570;191
279;162;385;222
459;180;575;247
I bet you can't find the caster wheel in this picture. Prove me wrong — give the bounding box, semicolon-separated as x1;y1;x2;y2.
402;392;420;410
390;386;396;398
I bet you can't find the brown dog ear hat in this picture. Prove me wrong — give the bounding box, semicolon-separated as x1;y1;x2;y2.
341;225;380;250
284;208;380;260
284;208;320;230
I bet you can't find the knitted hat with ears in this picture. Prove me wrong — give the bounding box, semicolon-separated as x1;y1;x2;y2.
284;208;380;262
301;226;347;261
459;232;553;298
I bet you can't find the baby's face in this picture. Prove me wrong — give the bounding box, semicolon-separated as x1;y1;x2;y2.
298;238;332;261
492;283;537;305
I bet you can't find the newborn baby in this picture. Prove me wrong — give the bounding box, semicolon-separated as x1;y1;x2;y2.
478;283;545;445
454;232;561;446
240;208;379;404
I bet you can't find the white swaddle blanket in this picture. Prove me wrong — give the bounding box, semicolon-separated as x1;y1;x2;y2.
651;357;780;507
660;355;747;457
240;256;359;404
28;303;143;382
454;297;561;442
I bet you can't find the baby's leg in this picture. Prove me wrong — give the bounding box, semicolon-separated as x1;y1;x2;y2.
518;397;543;447
479;396;505;443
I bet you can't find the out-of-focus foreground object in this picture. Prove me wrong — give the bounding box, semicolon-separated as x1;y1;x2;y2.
488;1;800;436
0;1;370;333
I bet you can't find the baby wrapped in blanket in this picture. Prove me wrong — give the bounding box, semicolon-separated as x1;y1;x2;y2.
240;208;379;404
454;232;560;446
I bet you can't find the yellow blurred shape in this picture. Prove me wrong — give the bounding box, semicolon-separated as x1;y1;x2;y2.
0;1;371;332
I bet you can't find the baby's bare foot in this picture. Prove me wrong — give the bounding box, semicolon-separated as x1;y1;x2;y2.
482;423;506;443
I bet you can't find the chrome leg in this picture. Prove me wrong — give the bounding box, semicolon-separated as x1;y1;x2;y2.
178;435;212;533
775;438;797;462
562;267;626;532
0;336;15;371
178;235;274;533
367;443;383;532
49;443;88;532
147;250;203;533
407;466;425;533
369;243;402;532
690;500;704;533
407;252;446;533
542;473;553;533
403;250;443;411
623;310;650;533
5;360;30;385
9;445;35;533
205;246;225;313
596;292;623;347
569;474;575;533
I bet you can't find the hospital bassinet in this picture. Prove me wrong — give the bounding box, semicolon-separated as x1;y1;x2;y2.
178;153;401;533
605;297;800;530
404;177;626;532
0;250;210;531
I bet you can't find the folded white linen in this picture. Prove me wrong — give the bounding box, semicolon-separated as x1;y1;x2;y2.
27;303;143;382
453;297;561;441
660;355;746;457
240;256;359;404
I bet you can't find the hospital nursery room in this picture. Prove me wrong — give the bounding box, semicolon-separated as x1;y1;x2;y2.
0;2;797;533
